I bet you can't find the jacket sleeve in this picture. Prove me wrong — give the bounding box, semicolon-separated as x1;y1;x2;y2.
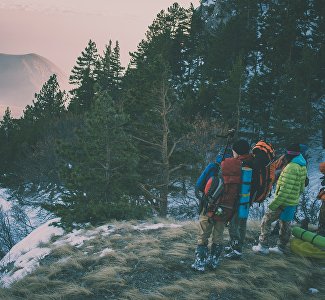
268;165;291;210
269;174;286;210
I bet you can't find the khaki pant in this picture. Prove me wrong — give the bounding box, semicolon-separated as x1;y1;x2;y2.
259;207;291;248
228;212;248;251
197;214;225;246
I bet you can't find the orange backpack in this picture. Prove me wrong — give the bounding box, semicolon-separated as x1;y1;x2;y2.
252;141;276;203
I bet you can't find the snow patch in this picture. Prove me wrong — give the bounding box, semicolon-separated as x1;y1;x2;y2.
53;224;115;248
0;218;63;287
0;220;183;287
98;248;114;258
133;223;182;231
1;247;51;288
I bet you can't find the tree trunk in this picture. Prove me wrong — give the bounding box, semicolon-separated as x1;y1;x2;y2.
160;82;169;217
236;77;242;135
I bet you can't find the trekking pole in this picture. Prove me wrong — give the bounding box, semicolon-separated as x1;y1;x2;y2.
215;128;236;139
221;128;236;162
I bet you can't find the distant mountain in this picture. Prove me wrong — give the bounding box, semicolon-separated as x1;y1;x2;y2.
0;53;68;117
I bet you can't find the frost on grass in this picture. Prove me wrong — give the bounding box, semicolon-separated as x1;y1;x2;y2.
0;219;183;287
133;223;182;231
53;224;115;248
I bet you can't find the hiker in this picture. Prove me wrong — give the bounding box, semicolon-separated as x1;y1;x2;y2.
275;143;309;186
225;140;276;259
252;143;307;255
224;140;254;259
192;140;252;271
271;144;309;234
317;162;325;236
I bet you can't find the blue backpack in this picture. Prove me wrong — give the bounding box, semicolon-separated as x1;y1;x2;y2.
195;162;219;192
196;151;233;193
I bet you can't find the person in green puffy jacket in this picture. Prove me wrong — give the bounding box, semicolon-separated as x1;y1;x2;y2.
252;143;307;255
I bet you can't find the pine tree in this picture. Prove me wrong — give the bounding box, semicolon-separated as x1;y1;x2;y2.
129;3;192;69
5;75;68;189
124;54;194;217
97;40;124;100
24;74;66;123
68;40;99;113
0;107;18;173
0;107;15;140
49;91;146;227
218;56;246;134
254;0;322;144
111;41;124;93
22;74;66;145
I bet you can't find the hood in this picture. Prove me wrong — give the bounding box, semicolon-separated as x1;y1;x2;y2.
291;154;306;167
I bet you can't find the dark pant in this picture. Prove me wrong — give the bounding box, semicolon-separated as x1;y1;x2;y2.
228;211;248;252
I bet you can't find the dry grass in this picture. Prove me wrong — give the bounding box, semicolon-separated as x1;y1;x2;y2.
0;220;324;299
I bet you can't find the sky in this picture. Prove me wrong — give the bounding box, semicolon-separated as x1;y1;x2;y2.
0;0;200;75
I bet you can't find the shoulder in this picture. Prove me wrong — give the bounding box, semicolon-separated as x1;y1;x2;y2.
221;158;242;172
284;162;306;174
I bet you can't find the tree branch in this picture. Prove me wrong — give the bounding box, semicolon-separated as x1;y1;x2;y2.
169;164;189;174
138;183;164;203
132;135;162;149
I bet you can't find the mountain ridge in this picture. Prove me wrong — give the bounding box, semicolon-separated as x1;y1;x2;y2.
0;53;68;117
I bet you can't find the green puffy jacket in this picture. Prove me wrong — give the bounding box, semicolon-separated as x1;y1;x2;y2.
269;154;307;210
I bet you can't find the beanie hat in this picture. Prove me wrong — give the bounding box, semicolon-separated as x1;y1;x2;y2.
232;139;250;155
286;143;301;156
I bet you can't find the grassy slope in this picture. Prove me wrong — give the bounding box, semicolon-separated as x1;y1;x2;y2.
0;220;324;300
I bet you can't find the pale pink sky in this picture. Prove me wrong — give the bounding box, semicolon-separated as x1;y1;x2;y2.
0;0;200;75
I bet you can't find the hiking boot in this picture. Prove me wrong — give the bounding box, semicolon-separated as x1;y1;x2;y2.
224;249;242;260
224;245;232;254
252;243;269;255
191;245;208;272
269;246;285;255
225;240;242;259
208;243;223;269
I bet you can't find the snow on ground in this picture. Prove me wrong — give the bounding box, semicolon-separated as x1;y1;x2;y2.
0;189;12;211
0;220;182;288
133;223;182;231
98;248;114;258
0;218;64;287
53;224;116;248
